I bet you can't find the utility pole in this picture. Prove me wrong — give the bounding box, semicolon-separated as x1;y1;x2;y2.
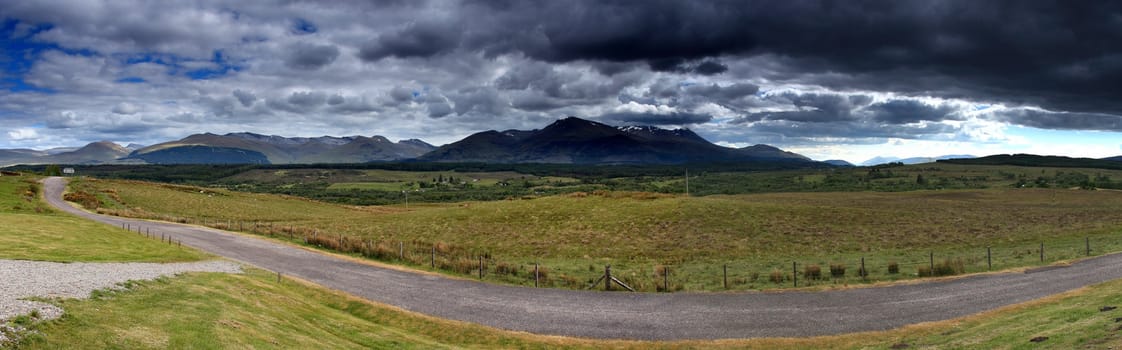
685;168;689;196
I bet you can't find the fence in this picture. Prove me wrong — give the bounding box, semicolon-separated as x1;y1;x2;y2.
117;216;1122;293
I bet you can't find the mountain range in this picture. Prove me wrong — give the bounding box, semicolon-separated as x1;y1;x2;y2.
0;117;814;166
860;155;977;166
5;116;1115;167
125;133;436;164
419;117;810;164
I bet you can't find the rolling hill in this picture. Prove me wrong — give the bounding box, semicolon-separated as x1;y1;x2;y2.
939;154;1122;170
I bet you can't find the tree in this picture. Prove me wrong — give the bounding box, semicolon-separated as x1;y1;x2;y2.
916;174;927;185
44;165;62;176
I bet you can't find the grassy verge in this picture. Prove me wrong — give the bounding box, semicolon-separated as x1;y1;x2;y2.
0;176;207;262
72;177;1122;291
9;267;1122;349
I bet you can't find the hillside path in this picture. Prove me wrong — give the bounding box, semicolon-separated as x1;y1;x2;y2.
42;177;1122;340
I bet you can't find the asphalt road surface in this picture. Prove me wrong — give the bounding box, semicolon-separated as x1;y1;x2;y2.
42;177;1122;340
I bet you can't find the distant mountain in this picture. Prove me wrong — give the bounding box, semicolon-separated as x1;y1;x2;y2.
44;141;130;164
0;141;129;166
860;156;900;166
419;116;812;164
127;132;435;164
940;154;1122;170
128;145;269;164
44;147;78;155
1104;156;1122;162
822;159;855;167
862;154;976;166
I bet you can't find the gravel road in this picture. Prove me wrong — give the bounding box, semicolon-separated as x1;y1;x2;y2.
40;177;1122;340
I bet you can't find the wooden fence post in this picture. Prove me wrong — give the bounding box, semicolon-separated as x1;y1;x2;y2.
987;246;992;270
399;241;404;260
723;264;728;289
929;251;934;274
534;263;539;288
1040;242;1044;262
1086;237;1091;256
664;266;669;292
479;256;484;279
431;245;435;268
860;257;866;279
605;265;612;291
793;261;797;287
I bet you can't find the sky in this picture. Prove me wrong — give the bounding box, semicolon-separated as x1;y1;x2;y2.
2;0;1121;164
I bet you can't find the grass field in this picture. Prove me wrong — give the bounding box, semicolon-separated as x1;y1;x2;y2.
3;173;1122;348
71;171;1122;291
0;176;207;262
12;266;1122;349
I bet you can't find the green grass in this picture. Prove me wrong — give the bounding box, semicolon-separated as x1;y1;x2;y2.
0;176;207;263
75;177;1122;291
10;266;1122;349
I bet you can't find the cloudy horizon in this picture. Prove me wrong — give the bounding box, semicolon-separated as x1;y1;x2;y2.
2;0;1121;164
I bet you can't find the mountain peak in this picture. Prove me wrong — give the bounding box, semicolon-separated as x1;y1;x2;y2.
421;116;813;164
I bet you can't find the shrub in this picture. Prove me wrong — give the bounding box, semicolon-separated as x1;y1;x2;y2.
887;261;899;274
803;264;822;280
918;259;965;277
534;266;550;283
63;191;101;210
769;269;785;283
494;262;518;276
750;272;760;282
830;263;846;278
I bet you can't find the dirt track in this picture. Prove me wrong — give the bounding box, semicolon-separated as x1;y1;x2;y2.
42;177;1122;340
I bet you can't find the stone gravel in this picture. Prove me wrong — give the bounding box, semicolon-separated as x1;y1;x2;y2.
0;259;241;340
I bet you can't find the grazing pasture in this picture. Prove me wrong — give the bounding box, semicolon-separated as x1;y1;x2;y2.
71;173;1122;291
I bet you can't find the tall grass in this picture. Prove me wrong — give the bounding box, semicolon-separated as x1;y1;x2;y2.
70;177;1122;291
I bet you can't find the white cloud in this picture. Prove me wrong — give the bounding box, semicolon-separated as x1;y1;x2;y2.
7;128;39;141
112;102;141;115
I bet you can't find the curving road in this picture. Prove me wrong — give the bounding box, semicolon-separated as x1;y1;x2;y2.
42;177;1122;340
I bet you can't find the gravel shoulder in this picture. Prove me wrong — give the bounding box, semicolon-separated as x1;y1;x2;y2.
0;259;240;342
38;177;1122;340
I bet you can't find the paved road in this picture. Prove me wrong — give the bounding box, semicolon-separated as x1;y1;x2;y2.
42;177;1122;340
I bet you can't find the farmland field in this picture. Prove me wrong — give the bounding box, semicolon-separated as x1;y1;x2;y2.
68;163;1122;291
5;173;1121;349
0;175;207;263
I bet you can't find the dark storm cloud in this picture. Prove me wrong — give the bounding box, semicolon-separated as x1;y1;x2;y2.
994;109;1122;132
865;100;958;124
389;86;416;102
739;93;864;123
232;89;257;107
746;120;955;141
449;87;507;116
509;92;567;111
358;21;462;61
649;59;728;75
599;111;712;126
354;0;1122;122
287;91;326;107
684;83;759;102
285;42;340;70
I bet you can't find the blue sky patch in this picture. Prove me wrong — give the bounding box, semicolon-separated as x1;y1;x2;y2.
293;18;317;34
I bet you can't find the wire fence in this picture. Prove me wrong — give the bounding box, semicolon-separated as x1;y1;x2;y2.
115;215;1122;293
